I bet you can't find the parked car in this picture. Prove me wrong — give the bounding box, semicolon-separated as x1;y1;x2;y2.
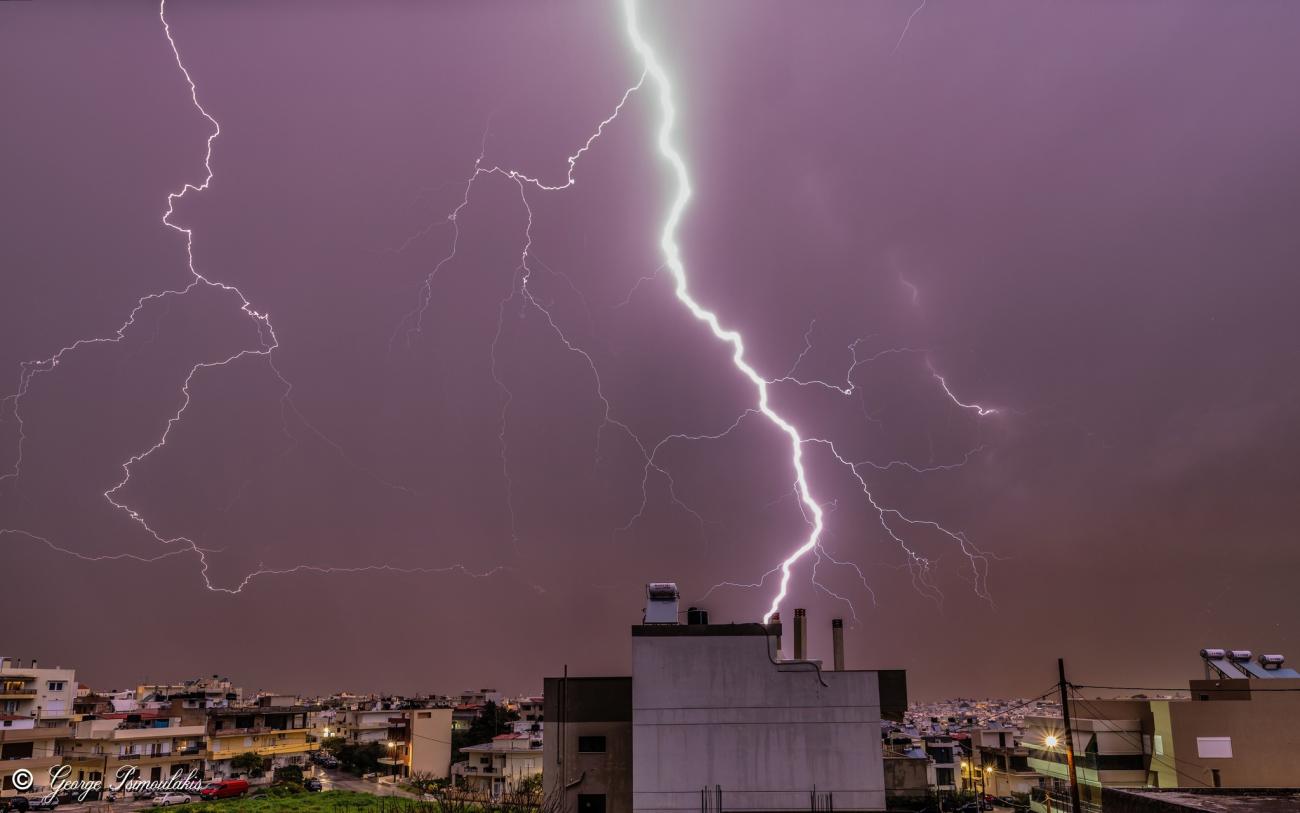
0;797;31;812
304;779;323;793
25;798;59;812
199;779;249;801
154;792;193;806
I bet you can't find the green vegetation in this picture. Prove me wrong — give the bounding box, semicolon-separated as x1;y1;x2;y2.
153;789;554;813
154;791;383;813
451;701;519;762
231;751;269;779
335;741;386;775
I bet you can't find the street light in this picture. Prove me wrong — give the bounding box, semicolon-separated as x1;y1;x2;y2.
387;741;397;780
1044;735;1059;748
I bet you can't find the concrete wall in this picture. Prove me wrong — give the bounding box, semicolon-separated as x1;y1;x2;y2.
544;677;633;813
1163;684;1300;787
631;626;886;813
409;708;452;779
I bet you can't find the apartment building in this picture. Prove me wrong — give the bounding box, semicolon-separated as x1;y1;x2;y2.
205;703;317;778
341;706;400;744
0;715;69;796
1025;648;1300;811
544;585;907;813
514;696;544;724
972;725;1042;797
544;677;633;813
454;732;542;799
922;733;962;793
406;708;453;779
66;712;207;785
0;658;77;726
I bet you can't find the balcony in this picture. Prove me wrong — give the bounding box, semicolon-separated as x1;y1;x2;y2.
0;690;36;699
0;725;73;743
210;741;318;761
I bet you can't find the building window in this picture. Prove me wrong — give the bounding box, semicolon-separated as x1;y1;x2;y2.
578;794;607;813
936;768;954;786
577;736;606;753
1196;737;1233;759
47;681;65;692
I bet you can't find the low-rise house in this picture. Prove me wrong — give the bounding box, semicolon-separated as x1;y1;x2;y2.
454;732;542;799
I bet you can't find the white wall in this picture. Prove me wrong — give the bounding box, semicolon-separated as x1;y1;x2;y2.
632;630;886;813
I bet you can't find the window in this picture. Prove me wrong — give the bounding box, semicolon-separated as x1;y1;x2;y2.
577;736;606;754
936;768;954;786
1197;737;1233;759
47;681;65;692
1153;735;1164;756
578;794;606;813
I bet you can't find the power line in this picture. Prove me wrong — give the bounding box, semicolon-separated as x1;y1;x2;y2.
1067;687;1216;790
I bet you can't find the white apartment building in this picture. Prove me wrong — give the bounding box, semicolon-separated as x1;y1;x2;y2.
455;733;542;799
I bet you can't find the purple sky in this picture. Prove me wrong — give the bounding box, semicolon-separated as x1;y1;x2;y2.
2;0;1299;700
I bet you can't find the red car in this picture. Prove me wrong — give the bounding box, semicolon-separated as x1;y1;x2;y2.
199;779;250;800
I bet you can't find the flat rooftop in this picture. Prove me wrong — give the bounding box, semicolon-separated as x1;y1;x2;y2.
1104;788;1300;813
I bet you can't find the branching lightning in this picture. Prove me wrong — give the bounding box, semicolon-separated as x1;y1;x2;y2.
3;0;1002;621
624;0;998;623
0;0;485;592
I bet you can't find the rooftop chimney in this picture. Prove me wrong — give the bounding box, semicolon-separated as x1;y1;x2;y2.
832;618;845;671
793;609;807;660
771;613;782;658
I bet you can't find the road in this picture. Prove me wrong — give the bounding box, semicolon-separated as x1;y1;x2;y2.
313;769;419;799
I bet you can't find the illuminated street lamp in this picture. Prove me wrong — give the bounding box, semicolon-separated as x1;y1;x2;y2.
1044;735;1059;748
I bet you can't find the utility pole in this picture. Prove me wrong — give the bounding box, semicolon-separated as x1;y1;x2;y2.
1057;658;1083;813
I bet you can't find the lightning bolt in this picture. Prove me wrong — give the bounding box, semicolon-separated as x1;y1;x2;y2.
623;0;830;624
624;0;997;624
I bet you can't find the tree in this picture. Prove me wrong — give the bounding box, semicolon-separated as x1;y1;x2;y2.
452;701;519;762
514;774;543;798
231;751;266;778
273;764;304;785
321;735;346;756
336;741;385;775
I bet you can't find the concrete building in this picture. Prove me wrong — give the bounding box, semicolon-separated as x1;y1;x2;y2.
921;733;962;794
515;696;544;724
883;732;931;804
1025;648;1300;811
406;707;453;779
544;584;906;813
454;732;543;799
973;725;1042;798
0;715;69;796
0;658;77;726
1146;649;1300;789
67;712;207;785
1102;787;1300;813
341;706;398;744
205;704;317;778
544;677;633;813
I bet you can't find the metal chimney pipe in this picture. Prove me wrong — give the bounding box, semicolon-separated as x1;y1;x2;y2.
832;618;845;671
794;609;807;660
771;613;783;659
